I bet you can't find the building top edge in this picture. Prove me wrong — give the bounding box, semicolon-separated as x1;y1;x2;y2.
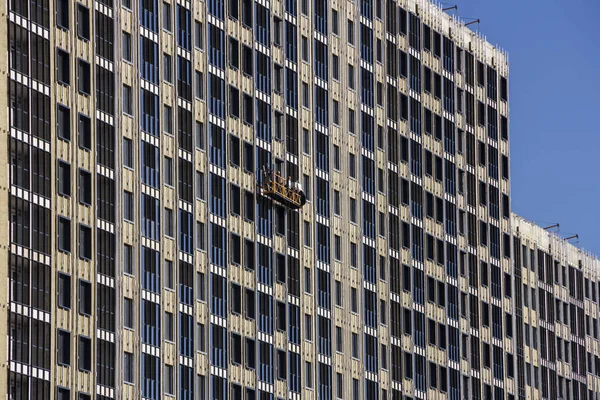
512;213;599;267
404;0;509;72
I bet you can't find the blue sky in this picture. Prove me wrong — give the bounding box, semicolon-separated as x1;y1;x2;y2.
453;0;600;255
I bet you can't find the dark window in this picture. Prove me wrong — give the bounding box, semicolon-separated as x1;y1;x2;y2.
78;169;92;205
78;59;91;94
77;5;90;40
243;142;254;172
124;298;134;328
78;279;92;315
58;272;71;309
79;224;92;260
78;113;91;149
230;184;240;215
242;46;253;75
231;283;242;313
57;388;70;400
58;161;71;196
58;217;71;252
231;234;241;264
57;105;71;141
57;49;70;84
57;330;71;365
229;86;239;118
122;31;132;61
57;0;69;29
78;336;92;371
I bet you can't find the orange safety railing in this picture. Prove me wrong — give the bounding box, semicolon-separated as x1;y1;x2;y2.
261;170;302;207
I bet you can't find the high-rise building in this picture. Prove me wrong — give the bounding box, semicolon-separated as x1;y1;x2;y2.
512;215;600;400
1;0;528;398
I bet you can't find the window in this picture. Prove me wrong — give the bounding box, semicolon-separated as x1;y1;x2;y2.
164;208;173;237
302;35;309;61
277;302;286;331
197;222;205;250
79;169;92;205
163;105;173;134
58;273;71;309
332;55;339;80
57;330;71;365
303;128;310;155
348;20;354;45
336;326;343;352
333;100;339;125
332;10;339;34
165;365;174;394
348;108;355;134
164;157;173;186
164;260;173;289
195;21;204;49
78;336;92;371
57;49;70;84
231;283;241;313
79;224;92;259
124;352;134;383
122;31;132;61
348;64;355;89
274;18;282;46
124;298;134;329
350;243;357;268
303;174;310;201
334;235;341;260
122;138;134;168
165;311;174;341
335;281;342;306
58;161;71;196
350;198;357;223
78;114;91;150
244;191;254;221
305;362;313;388
57;388;70;400
229;37;239;69
351;287;358;312
196;272;206;301
196;122;205;150
349;153;356;178
78;280;91;315
304;221;311;247
352;333;359;358
232;334;242;364
57;105;71;141
196;71;204;100
305;314;312;341
123;191;133;221
243;94;253;124
58;217;71;253
304;267;312;293
77;59;90;94
242;46;253;75
158;60;171;89
77;5;90;40
230;185;241;215
162;2;172;31
333;145;340;170
229;86;239;117
302;82;309;108
123;244;133;274
57;0;69;29
123;85;133;115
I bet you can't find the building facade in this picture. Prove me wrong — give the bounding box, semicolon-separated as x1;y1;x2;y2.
512;215;600;400
1;0;528;398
